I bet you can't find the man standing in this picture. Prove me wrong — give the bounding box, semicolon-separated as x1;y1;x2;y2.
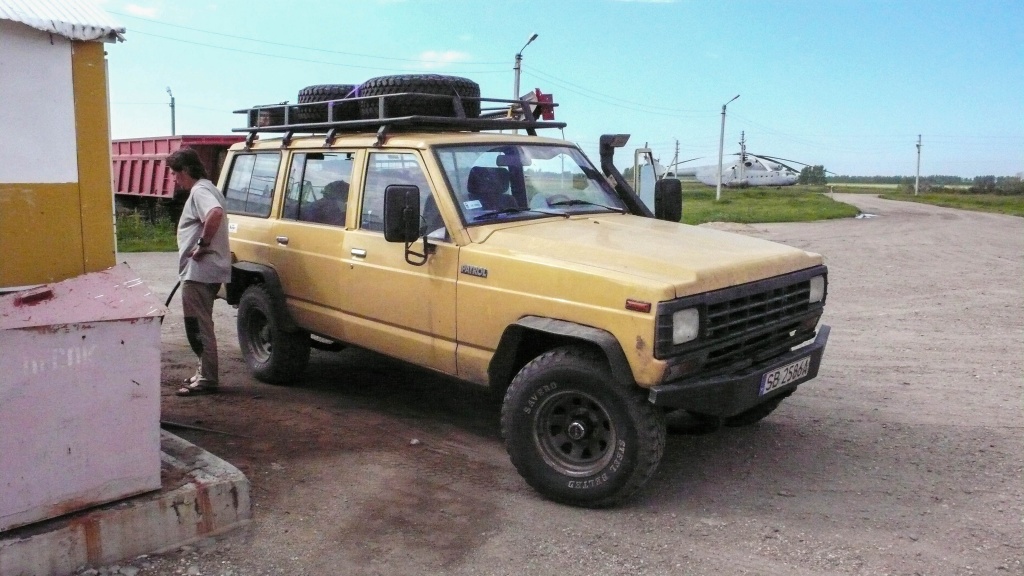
168;148;231;396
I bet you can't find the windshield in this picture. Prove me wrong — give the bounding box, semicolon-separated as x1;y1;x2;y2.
434;143;626;225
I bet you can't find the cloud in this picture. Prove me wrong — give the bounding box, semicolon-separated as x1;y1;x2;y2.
416;50;471;70
123;3;159;18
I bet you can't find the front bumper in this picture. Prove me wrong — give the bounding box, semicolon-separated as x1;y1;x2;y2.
648;324;830;416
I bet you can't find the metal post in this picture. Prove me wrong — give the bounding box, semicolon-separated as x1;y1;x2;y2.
716;94;739;201
513;33;538;101
166;87;176;136
914;134;921;196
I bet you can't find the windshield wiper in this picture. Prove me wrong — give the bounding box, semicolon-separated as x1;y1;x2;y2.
473;207;567;222
546;199;627;214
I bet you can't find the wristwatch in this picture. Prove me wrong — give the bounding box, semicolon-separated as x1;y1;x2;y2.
196;237;209;248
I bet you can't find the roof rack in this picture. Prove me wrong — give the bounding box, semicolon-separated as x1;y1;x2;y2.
234;92;566;148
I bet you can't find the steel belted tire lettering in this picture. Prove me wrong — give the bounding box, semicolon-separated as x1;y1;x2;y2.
500;345;666;508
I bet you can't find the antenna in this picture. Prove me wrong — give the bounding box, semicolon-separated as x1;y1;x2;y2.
738;131;746;183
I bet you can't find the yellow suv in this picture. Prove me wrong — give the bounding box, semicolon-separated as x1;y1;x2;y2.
220;76;829;507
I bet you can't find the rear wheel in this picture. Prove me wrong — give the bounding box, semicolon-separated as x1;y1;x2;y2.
500;345;666;508
358;74;480;119
237;285;310;384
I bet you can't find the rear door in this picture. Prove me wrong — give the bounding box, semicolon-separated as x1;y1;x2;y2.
269;151;356;340
340;151;459;375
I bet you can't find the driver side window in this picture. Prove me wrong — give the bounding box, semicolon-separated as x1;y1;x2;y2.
361;152;443;237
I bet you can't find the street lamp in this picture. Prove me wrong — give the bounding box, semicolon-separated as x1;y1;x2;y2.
716;94;740;201
513;33;538;101
166;86;176;136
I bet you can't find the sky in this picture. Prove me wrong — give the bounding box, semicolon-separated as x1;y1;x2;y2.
96;0;1023;178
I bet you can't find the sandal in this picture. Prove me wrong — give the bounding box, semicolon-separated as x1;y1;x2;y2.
183;372;201;385
176;379;219;396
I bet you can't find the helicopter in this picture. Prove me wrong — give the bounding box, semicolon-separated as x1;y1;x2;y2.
671;132;805;187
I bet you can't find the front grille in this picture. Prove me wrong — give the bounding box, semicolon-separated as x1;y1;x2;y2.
703;319;812;372
655;266;827;374
706;280;811;340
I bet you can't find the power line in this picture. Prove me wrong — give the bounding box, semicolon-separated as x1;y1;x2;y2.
129;30;507;75
110;11;508;65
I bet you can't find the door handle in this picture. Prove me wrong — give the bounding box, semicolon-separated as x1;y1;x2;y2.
276;236;289;245
350;248;367;258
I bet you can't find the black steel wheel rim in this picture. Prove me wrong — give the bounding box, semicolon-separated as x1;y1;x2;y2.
533;388;616;476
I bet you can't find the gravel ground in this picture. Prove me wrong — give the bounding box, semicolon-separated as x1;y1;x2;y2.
81;194;1022;576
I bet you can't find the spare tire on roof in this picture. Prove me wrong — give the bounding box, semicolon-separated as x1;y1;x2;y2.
358;74;480;120
296;84;360;123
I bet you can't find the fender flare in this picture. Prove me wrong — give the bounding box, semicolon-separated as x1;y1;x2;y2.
489;316;636;392
228;262;298;332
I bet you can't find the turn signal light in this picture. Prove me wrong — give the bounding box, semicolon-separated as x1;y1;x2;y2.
625;299;651;313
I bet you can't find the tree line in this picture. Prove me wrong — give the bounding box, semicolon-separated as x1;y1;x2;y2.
829;174;1024;194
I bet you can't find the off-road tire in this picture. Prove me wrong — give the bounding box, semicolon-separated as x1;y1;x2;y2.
296;84;359;123
500;345;666;508
723;394;788;427
237;285;310;384
358;74;480;120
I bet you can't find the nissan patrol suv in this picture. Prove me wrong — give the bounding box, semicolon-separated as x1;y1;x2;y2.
219;75;829;507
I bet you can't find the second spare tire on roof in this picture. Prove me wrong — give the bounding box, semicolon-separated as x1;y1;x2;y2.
358;74;481;120
295;84;360;123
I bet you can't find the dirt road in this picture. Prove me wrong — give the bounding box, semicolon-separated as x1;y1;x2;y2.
114;194;1022;575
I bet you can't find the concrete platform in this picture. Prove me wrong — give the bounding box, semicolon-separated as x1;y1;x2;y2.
0;431;251;576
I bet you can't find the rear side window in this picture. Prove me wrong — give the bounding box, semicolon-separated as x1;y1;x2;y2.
224;152;281;217
283;152;355;226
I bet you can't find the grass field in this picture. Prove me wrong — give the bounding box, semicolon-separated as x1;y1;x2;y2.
677;183;860;224
116;212;177;252
879;192;1024;217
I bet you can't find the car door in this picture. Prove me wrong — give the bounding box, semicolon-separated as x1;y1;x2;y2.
269;150;356;341
340;150;458;375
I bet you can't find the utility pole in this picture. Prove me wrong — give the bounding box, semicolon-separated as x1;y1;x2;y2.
166;87;176;136
914;135;922;196
716;94;740;201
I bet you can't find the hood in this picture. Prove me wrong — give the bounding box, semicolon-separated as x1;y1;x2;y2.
472;214;823;298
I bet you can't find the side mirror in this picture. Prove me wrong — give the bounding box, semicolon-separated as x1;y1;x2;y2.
383;185;421;243
654;179;682;222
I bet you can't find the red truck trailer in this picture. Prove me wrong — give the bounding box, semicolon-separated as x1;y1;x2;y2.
111;135;244;219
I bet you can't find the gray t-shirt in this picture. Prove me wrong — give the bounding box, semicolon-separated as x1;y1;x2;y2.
177;179;231;283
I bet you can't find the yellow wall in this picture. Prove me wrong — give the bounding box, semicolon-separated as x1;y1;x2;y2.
0;182;85;286
0;40;115;288
72;40;116;278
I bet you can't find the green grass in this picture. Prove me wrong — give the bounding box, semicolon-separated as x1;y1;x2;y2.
879;192;1024;217
677;183;860;225
116;211;177;252
827;183;899;193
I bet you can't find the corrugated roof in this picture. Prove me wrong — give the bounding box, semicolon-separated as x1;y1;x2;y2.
0;0;125;42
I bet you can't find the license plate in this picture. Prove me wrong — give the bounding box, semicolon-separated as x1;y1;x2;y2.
760;356;811;396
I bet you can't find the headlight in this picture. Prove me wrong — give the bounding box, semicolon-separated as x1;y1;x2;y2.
672;308;700;344
808;275;825;303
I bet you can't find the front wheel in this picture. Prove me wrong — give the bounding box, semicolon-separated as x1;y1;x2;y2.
500;345;666;508
237;285;310;384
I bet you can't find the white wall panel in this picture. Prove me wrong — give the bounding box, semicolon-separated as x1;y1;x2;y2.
0;20;78;183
